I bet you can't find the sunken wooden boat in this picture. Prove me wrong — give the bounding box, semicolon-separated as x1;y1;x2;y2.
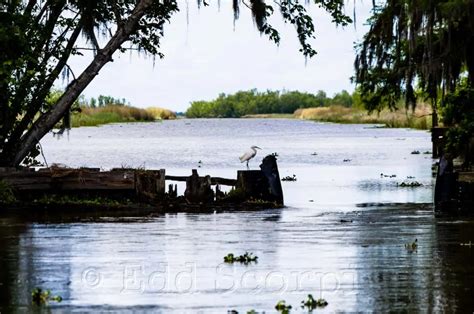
0;155;284;215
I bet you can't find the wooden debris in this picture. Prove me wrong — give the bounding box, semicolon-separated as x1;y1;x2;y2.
135;169;165;202
0;154;285;211
184;169;214;204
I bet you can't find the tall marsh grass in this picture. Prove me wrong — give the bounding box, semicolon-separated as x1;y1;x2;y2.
145;107;177;120
294;104;432;130
72;105;156;127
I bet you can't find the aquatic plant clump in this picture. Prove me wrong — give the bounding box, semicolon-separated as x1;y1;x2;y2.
224;252;258;264
275;300;292;313
32;288;62;305
227;310;259;314
281;174;297;181
301;294;328;310
398;181;423;187
32;194;133;206
227;310;265;314
405;239;418;252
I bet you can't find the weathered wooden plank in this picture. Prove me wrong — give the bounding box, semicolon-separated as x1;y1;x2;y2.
210;177;237;186
166;175;190;181
0;167;16;173
0;171;52;190
166;175;237;186
136;169;166;201
0;169;135;191
54;172;135;190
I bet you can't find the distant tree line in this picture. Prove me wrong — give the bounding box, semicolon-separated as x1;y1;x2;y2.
46;90;132;110
80;95;130;108
185;89;360;118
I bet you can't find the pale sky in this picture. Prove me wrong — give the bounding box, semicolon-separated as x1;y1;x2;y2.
63;1;373;112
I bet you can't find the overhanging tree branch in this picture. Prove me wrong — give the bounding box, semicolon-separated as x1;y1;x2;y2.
13;0;156;165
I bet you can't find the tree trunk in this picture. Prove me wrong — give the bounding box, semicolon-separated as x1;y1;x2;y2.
11;0;154;167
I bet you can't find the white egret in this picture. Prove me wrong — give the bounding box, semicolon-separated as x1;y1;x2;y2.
239;146;261;169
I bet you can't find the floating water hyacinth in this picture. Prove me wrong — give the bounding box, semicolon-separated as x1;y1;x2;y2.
32;288;62;305
275;300;292;313
405;239;418;252
224;252;258;264
301;294;328;310
281;174;297;181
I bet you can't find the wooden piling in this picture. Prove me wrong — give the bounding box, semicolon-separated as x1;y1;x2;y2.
135;169;165;202
434;155;474;214
184;169;214;203
236;155;284;205
432;127;447;158
260;154;284;205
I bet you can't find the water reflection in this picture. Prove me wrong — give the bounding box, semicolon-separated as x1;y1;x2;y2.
0;218;24;308
1;206;473;311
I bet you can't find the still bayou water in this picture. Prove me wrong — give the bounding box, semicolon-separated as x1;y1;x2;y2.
1;119;473;312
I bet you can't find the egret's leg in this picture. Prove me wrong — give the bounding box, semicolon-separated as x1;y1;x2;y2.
246;160;249;170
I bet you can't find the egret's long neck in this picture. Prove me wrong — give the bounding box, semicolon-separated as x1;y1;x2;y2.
252;147;257;153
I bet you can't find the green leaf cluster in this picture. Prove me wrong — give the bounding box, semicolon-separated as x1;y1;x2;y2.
441;85;474;155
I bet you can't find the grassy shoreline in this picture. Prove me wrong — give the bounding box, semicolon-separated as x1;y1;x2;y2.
71;105;176;127
236;105;432;130
293;105;432;130
72;104;433;130
241;113;295;119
